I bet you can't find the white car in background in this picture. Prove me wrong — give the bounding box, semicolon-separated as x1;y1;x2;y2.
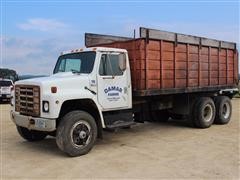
0;79;13;102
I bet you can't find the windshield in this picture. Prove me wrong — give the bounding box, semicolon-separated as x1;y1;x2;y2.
0;80;13;86
53;51;96;74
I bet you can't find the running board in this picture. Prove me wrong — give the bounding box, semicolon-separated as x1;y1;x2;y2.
102;109;134;129
106;121;135;129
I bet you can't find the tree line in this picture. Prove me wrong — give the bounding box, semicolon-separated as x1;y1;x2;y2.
0;68;19;82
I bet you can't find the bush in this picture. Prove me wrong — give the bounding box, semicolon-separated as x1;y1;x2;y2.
0;68;18;82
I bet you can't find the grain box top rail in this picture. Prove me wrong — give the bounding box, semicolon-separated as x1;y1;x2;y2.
85;33;132;47
85;27;237;50
140;27;236;50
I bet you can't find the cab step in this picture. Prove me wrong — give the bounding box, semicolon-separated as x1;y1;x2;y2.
106;121;135;129
103;109;134;129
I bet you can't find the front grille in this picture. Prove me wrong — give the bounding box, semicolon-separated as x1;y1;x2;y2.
15;85;40;117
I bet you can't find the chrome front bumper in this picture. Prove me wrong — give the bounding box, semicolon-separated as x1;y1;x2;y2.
10;110;56;132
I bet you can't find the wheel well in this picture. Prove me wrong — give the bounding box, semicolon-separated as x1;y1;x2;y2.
58;99;103;138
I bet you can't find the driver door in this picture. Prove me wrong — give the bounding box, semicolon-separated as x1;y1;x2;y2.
97;52;130;110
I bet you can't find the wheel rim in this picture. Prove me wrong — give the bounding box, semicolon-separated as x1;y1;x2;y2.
202;104;213;122
222;102;230;119
70;120;92;148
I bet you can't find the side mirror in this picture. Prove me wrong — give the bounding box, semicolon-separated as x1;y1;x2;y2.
119;53;126;71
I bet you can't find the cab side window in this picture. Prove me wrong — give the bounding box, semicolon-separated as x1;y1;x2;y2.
99;54;124;76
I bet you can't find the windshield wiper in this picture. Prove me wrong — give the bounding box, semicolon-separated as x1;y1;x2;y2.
71;69;81;74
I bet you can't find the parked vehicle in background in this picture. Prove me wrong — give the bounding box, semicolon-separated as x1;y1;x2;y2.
10;27;239;157
0;79;13;102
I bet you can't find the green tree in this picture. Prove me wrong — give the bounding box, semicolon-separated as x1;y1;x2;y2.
0;68;19;82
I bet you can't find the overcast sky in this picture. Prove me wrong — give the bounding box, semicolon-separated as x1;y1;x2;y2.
1;0;239;75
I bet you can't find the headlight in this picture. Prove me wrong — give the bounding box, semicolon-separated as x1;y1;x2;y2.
42;101;49;112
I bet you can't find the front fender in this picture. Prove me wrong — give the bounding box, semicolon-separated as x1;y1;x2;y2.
41;90;105;128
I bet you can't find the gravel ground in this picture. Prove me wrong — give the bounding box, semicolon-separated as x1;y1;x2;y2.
1;98;239;179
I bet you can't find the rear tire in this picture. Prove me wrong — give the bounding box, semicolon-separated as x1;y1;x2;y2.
56;110;97;157
192;97;216;128
214;96;232;124
17;126;47;141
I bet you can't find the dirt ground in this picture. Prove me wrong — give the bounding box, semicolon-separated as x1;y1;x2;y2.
1;98;239;179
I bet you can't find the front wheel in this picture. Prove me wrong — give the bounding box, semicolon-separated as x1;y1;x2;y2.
56;110;98;157
17;126;47;141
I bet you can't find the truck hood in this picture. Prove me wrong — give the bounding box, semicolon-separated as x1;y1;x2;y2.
15;72;91;94
16;72;87;85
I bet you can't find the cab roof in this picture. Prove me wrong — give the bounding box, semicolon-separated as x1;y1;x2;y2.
61;47;127;56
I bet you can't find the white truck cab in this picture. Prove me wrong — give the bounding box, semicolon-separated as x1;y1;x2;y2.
11;47;133;156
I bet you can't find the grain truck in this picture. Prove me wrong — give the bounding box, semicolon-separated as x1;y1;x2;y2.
10;27;239;156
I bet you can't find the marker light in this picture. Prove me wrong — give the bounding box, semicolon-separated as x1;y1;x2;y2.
51;86;57;93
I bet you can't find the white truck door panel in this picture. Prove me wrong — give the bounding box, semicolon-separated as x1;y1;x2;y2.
97;53;129;110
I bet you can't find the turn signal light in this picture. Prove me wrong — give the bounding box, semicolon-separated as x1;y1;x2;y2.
51;86;57;93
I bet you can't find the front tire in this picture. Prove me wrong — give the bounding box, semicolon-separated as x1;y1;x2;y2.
214;96;232;124
192;97;216;128
56;110;97;157
17;126;47;141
